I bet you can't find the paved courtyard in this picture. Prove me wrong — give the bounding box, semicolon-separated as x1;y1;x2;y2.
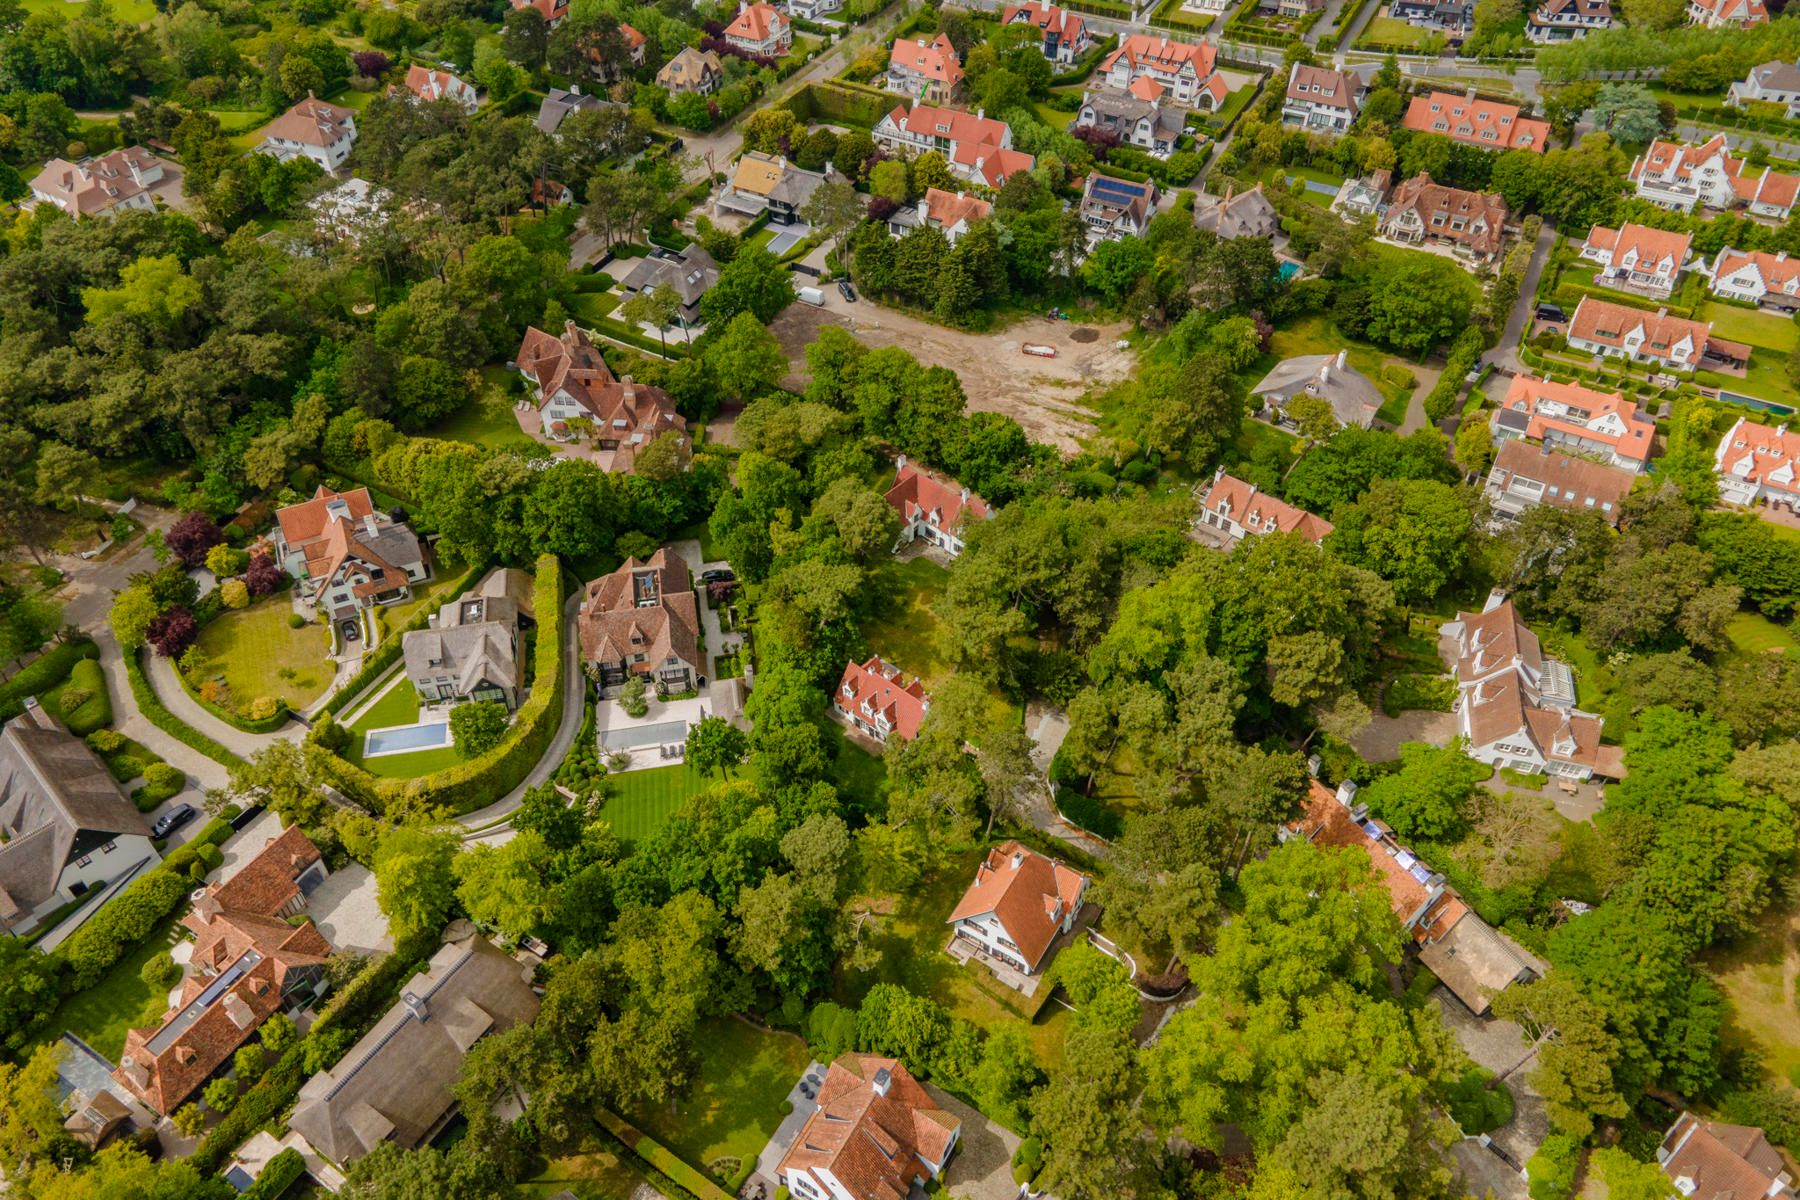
1430;986;1550;1173
932;1083;1023;1200
305;862;392;955
595;693;711;772
1351;708;1457;764
748;1060;825;1196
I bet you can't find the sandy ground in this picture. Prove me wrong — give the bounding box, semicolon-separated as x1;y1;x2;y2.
769;300;1136;456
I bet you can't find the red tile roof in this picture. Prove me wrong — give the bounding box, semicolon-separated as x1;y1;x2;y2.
1499;374;1654;465
1716;417;1800;501
889;34;963;85
29;147;162;216
778;1054;960;1200
1582;222;1692;271
1712;247;1800;295
1288;781;1435;928
1002;1;1089;45
1633;134;1737;187
1383;172;1509;258
1688;0;1769;23
621;22;645;49
946;841;1088;970
1103;33;1216;78
512;0;568;20
1448;595;1542;685
922;187;991;231
1402;90;1549;153
724;1;786;43
404;65;472;103
1567;296;1709;367
886;102;1010;149
261;93;355;150
577;549;701;679
884;461;991;537
1490;441;1635;524
836;657;930;741
1197;472;1334;543
209;825;320;916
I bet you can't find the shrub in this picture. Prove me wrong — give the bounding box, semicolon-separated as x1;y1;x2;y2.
246;553;285;597
620;675;649;717
220;579;250;609
1446;1068;1515;1135
140;952;182;992
87;729;125;754
202;1077;238;1114
242;1148;305;1200
171;1104;205;1138
1526;1133;1581;1200
246;695;280;721
196;843;224;870
59;867;192;990
286;612;305;629
132;763;186;811
450;699;511;758
146;607;199;658
112;756;146;783
53;659;111;735
0;639;99;723
58;686;94;715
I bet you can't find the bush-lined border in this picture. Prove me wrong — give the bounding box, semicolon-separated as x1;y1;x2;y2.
125;649;247;771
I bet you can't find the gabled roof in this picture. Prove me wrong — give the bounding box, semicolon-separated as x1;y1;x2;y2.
1498;374;1654;463
921;187;991;231
209;825;320;917
1743;59;1800;93
1251;351;1383;429
778;1054;959;1200
884;102;1011;150
1532;0;1611;17
0;704;149;921
889;34;964;85
1659;1113;1794;1200
1082;171;1156;228
884;461;991;535
274;486;422;592
1583;222;1692;270
729;150;787;198
1688;0;1769;22
1401;90;1549;153
577;550;701;676
1448;595;1541;684
404;65;473;103
260;93;355;149
1712;246;1800;295
946;841;1088;970
29;147;161;215
1103;33;1216;78
1002;1;1089;42
1382;171;1508;256
724;1;786;42
837;657;930;741
1490;441;1634;523
1197;471;1334;543
1567;296;1709;363
512;0;568;21
1716;416;1800;498
1287;63;1361;112
290;927;540;1164
535;87;611;134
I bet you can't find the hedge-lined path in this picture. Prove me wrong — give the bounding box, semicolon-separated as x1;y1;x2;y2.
454;588;588;832
1494;219;1558;376
145;651;306;755
93;629;230;795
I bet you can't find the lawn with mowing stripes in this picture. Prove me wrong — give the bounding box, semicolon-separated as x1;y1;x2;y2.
602;762;712;844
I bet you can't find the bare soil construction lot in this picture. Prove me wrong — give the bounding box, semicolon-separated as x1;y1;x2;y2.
769;300;1135;455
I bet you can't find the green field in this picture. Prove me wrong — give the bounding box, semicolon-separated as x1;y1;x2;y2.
599;762;711;844
23;0;157;21
186;600;332;713
1359;14;1431;43
341;675;466;777
1695;301;1800;354
373;571;462;639
30;917;180;1062
1727;611;1800;657
436;380;542;455
862;556;953;685
630;1019;812;1182
349;677;421;732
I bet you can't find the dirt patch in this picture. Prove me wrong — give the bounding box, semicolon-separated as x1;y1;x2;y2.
769;302;1136;456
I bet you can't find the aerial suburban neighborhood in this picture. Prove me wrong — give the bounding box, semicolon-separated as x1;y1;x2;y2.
4;0;1800;1198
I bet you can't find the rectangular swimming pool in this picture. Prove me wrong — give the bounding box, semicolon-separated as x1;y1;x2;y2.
601;719;690;750
364;722;452;757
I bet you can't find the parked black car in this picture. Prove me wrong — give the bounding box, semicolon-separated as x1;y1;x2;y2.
1535;303;1566;322
700;567;735;583
837;280;857;302
340;619;360;643
151;804;198;839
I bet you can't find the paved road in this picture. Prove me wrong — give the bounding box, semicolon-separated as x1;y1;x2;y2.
1495;219;1557;375
146;652;305;755
1676;121;1800;159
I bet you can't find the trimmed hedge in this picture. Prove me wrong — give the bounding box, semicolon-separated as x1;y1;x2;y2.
131;762;187;811
309;556;567;815
1423;326;1489;423
58;817;232;991
174;662;290;734
55;658;114;735
323;560;490;717
0;639;100;723
124;649;246;770
598;1109;733;1200
242;1148;306;1200
781;80;893;129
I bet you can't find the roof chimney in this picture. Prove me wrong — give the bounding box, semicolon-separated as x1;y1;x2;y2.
1335;779;1359;806
191;888;220;923
363;513;378;540
895;454;907;472
403;989;430;1022
872;1067;892;1097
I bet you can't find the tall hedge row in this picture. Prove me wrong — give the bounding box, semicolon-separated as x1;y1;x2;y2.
308;556;567;816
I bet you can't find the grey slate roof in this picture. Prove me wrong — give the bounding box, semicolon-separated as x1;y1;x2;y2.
1252;352;1385;429
1196;185;1280;239
535;88;612;135
288;925;540;1165
0;704;150;918
401;574;529;699
621;244;721;308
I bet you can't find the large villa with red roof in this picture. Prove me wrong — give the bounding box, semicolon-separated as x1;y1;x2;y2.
1708;247;1800;310
872;103;1035;189
116;826;332;1113
1401;89;1549;153
1716;416;1800;512
833;657;930;744
947;841;1090;976
723;1;791;56
1490;374;1655;472
776;1054;961;1200
1098;33;1227;109
515;322;687;472
271;486;429;622
1564;296;1735;373
886;34;964;104
884;459;992;558
1579;222;1694;299
1194;469;1333;547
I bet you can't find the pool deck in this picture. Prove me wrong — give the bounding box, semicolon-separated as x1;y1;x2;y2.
594;694;711;773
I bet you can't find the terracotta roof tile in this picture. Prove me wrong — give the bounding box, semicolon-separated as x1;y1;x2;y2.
946;841;1088;970
1401;90;1549;153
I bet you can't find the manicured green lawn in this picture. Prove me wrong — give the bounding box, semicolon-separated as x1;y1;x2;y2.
1258;164;1345;210
1224;418;1304;472
436;377;541;455
630;1019;812;1180
355;743;465;777
826;722;890;813
31;916;180;1062
1727;611;1800;657
570;290;621;324
1695;302;1800;354
1702;885;1800;1088
348;677;422;733
1032;102;1076;130
601;762;712;844
1205;84;1257;132
1360;14;1431;43
187;600;332;712
837;845;1069;1071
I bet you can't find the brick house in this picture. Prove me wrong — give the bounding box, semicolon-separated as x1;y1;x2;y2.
777;1056;960;1200
1377;172;1509;262
577;550;702;697
514;321;687;468
1400;89;1549;153
1490;374;1655;472
271;486;429;622
115;827;332;1113
886;34;964;104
